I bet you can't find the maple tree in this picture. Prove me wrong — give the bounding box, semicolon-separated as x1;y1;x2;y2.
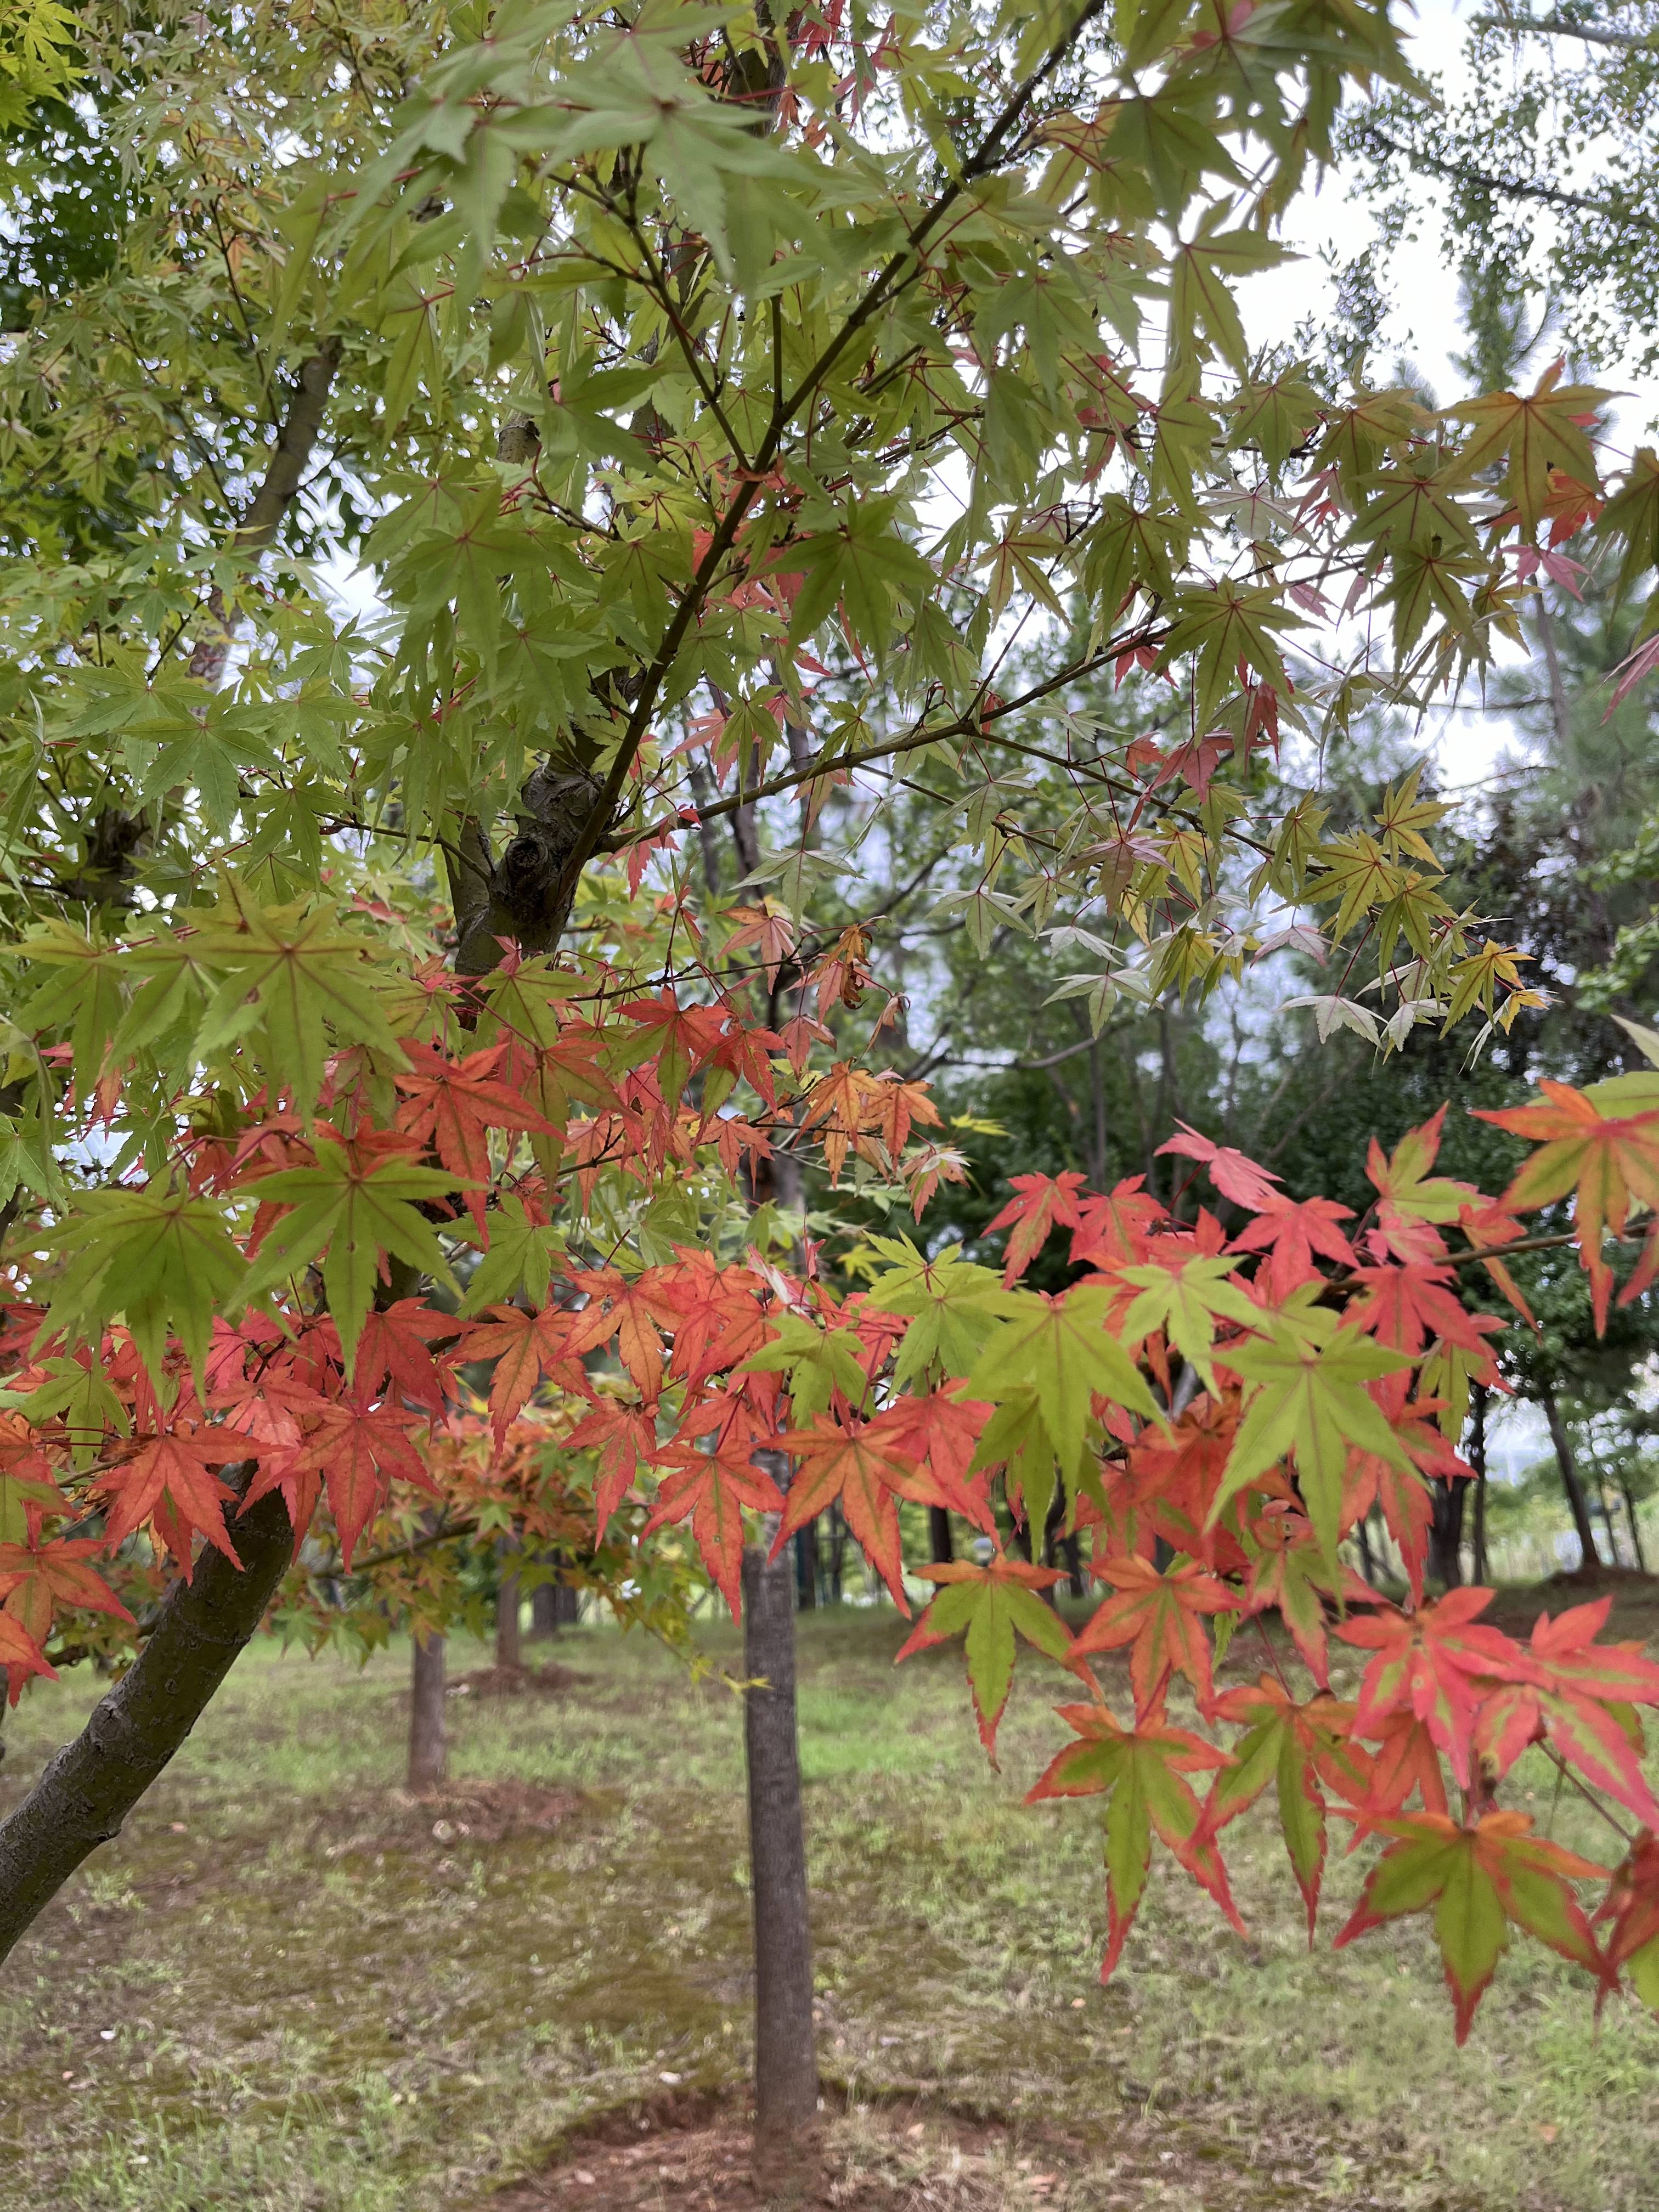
2;3;1659;2167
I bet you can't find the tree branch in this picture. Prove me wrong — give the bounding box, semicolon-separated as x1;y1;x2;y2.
1360;126;1659;236
0;1472;294;1968
189;341;343;685
1469;12;1657;50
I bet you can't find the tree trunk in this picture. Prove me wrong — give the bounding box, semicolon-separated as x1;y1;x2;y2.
0;1471;291;1968
741;1540;819;2186
532;1573;580;1635
408;1633;448;1793
1470;1385;1489;1585
1060;1530;1086;1600
495;1567;522;1671
1356;1507;1376;1587
1620;1481;1648;1573
1427;1475;1467;1590
794;1522;818;1610
826;1501;845;1603
927;1506;955;1566
1541;1386;1604;1572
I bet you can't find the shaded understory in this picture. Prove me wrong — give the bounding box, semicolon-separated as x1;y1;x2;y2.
1;1592;1656;2210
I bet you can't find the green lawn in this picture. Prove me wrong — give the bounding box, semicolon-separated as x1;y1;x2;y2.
0;1600;1655;2209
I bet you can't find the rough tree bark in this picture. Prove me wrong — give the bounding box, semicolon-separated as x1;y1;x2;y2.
408;1633;448;1792
1541;1385;1605;1572
0;1472;291;1967
742;1536;819;2185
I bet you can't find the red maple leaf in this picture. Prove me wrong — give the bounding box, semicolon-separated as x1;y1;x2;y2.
284;1400;436;1566
1473;1598;1659;1829
855;1392;996;1532
352;1297;461;1415
393;1041;556;1227
0;1537;134;1648
1069;1554;1239;1718
1337;1588;1539;1788
657;1253;771;1391
1596;1828;1659;2006
563;1398;659;1537
94;1426;249;1573
1070;1176;1165;1270
1328;1709;1452;1825
646;1445;785;1614
1475;1080;1659;1330
983;1171;1088;1284
0;1609;54;1704
1156;1122;1282;1211
458;1305;590;1444
560;1269;680;1398
1342;1379;1474;1603
1228;1194;1356;1302
1342;1260;1489;1356
770;1411;923;1609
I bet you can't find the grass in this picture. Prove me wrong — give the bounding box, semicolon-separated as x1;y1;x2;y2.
0;1594;1656;2210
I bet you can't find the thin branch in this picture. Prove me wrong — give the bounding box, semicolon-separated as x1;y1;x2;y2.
1361;126;1659;236
1469;12;1657;50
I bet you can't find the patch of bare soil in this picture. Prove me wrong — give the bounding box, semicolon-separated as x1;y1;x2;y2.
450;1661;589;1699
311;1779;582;1860
488;2091;1289;2211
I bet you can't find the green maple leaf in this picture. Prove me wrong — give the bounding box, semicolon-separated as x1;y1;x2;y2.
241;1138;461;1372
1335;1810;1607;2044
962;1282;1159;1472
1442;363;1608;534
859;1234;1009;1387
185;885;408;1124
41;1187;247;1388
739;1315;870;1427
896;1554;1074;1764
1116;1254;1260;1393
1210;1311;1414;1570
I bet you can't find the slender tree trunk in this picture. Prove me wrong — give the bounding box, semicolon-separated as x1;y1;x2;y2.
794;1522;818;1610
827;1500;845;1602
1356;1507;1376;1587
1620;1481;1648;1573
533;1573;580;1634
1540;1386;1604;1572
495;1566;522;1671
1427;1475;1467;1590
1061;1530;1086;1600
1470;1385;1489;1585
1595;1476;1624;1568
742;1537;819;2187
408;1633;448;1792
928;1506;955;1566
0;1472;291;1967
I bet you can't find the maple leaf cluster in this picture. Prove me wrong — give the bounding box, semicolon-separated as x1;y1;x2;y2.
5;899;1659;2040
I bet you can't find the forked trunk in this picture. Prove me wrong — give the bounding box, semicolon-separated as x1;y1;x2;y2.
742;1539;819;2191
408;1633;448;1793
